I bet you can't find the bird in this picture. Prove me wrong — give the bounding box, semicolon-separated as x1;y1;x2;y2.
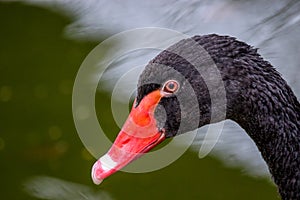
91;34;300;200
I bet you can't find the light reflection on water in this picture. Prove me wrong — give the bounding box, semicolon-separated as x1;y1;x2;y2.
24;176;113;200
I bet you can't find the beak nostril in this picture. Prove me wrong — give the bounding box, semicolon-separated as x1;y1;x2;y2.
121;138;130;146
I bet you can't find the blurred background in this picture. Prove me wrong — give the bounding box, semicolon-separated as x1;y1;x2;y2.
1;0;300;199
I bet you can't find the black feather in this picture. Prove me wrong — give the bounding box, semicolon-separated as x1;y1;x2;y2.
137;34;300;200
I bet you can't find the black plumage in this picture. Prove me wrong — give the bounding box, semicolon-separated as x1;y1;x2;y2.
136;34;300;200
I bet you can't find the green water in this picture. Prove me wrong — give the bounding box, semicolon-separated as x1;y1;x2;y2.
0;2;279;199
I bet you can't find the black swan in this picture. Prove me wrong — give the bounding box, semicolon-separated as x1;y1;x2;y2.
92;34;300;199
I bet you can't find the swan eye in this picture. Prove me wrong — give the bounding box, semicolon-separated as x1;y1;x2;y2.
162;80;179;94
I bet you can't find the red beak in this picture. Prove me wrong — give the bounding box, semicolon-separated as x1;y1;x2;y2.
91;90;165;184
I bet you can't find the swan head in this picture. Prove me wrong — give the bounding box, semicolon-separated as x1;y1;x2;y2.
91;34;272;185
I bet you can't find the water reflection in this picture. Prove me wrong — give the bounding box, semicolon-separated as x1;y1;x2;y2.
252;0;300;44
24;176;113;200
22;0;300;44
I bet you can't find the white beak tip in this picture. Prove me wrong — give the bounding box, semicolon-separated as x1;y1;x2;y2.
91;162;103;185
92;176;103;185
